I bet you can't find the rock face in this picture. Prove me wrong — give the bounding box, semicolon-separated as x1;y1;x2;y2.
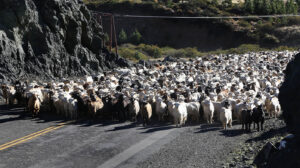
0;0;128;82
279;53;300;138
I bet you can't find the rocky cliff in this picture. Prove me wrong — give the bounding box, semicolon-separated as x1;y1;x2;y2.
0;0;128;82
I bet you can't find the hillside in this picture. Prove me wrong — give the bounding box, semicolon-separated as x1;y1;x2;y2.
84;0;300;51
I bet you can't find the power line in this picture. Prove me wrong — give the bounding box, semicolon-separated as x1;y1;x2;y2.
92;11;300;19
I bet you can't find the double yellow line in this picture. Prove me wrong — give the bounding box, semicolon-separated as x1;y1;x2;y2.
0;121;73;151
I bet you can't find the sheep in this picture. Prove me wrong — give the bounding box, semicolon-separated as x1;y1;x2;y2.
212;101;223;121
140;101;152;126
128;98;140;122
167;99;176;121
1;50;294;127
220;101;232;130
67;98;78;119
14;81;27;106
25;88;44;104
115;94;130;122
106;95;120;121
201;97;214;124
59;93;73;118
71;91;88;118
87;93;104;119
186;102;200;123
188;92;201;102
27;94;41;117
51;92;61;115
155;96;167;122
234;102;247;122
1;85;9;104
5;86;16;105
172;102;187;127
265;95;281;118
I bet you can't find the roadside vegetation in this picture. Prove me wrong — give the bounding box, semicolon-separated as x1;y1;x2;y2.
116;43;296;61
84;0;299;16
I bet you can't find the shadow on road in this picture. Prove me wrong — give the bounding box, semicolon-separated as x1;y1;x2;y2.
0;104;25;116
220;129;244;137
0;116;24;124
246;127;287;143
194;123;222;133
106;122;138;131
0;104;66;124
105;121;176;133
141;125;175;133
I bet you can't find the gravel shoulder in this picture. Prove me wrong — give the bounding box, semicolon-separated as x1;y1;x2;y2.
138;118;286;168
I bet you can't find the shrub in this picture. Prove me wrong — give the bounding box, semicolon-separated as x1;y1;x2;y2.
118;29;128;44
118;48;136;61
138;44;162;58
239;20;252;29
130;29;143;44
287;17;300;25
258;21;273;33
103;33;110;46
118;46;149;61
184;47;201;58
227;44;263;54
261;33;280;45
134;51;141;60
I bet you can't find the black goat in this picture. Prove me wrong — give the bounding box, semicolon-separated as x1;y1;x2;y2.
241;109;253;132
71;91;88;118
252;105;265;131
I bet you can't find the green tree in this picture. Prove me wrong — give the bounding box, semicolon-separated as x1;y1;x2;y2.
222;0;232;8
270;0;278;14
103;33;109;46
293;2;298;14
130;29;143;45
296;0;300;7
244;0;254;13
134;51;141;60
118;29;127;44
211;0;219;6
226;0;233;7
263;0;272;14
280;0;286;14
253;0;263;14
286;0;298;13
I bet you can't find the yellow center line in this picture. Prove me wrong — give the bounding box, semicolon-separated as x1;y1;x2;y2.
0;125;65;151
0;126;57;148
0;121;74;151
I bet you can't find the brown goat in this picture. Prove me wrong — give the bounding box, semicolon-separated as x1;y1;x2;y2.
87;94;104;119
1;85;9;104
28;94;40;117
140;101;152;126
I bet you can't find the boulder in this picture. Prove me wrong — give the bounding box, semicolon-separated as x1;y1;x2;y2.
253;142;278;167
279;53;300;138
0;0;128;82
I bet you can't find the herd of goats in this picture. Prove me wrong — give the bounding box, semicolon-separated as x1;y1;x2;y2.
0;51;296;132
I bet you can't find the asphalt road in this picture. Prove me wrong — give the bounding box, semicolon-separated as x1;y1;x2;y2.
0;104;282;168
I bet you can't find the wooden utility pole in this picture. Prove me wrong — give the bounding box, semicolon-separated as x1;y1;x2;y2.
110;15;113;52
93;12;118;55
112;16;118;56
